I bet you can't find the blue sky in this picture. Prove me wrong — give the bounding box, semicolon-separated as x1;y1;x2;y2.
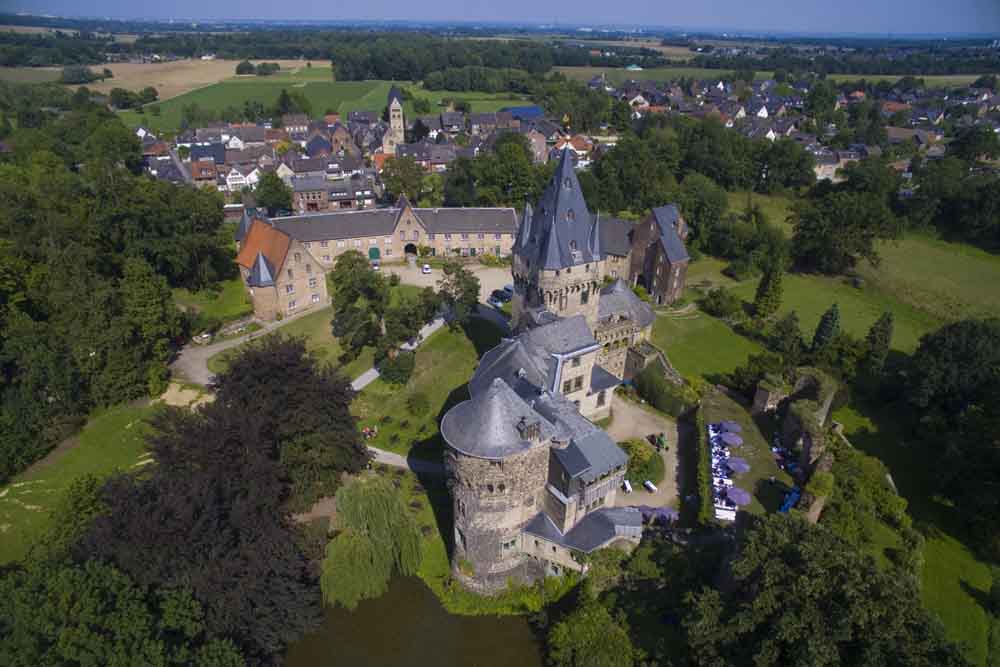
8;0;1000;35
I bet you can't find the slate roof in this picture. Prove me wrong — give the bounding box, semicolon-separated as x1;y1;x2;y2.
190;142;225;164
598;280;654;328
235;206;265;243
522;314;598;356
525;507;643;553
590;365;622;392
599;217;632;257
440;378;554;459
500;105;544;120
470;336;556;399
388;86;404;107
652;205;690;263
247;251;275;287
271;206;517;242
287;157;327;174
291;174;329;192
515;149;601;270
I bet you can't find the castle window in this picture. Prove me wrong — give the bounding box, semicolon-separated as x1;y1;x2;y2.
572;357;581;368
287;269;293;279
323;255;331;262
574;376;583;391
321;240;329;247
294;253;301;262
308;277;317;288
306;264;312;274
498;483;506;493
562;380;572;394
580;290;589;305
597;391;607;407
502;538;517;552
487;484;494;493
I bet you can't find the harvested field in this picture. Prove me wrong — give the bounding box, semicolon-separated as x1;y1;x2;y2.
82;58;310;101
0;66;61;83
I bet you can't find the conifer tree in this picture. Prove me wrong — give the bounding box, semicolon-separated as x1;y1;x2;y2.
753;267;784;319
865;311;894;376
771;311;804;365
812;303;841;352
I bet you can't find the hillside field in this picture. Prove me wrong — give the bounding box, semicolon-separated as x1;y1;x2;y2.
118;69;530;133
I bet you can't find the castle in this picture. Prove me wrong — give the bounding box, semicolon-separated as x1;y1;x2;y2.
440;150;681;593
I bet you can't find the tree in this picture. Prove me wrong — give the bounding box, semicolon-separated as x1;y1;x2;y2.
121;257;181;394
417;172;444;207
437;260;480;328
770;311;805;365
864;311;894;377
548;601;636;667
59;65;95;84
254;169;292;215
904;318;1000;413
951;126;1000;163
235;60;255;75
791;191;899;274
0;560;243;667
805;79;837;122
752;266;783;319
812;303;841;353
677;172;729;246
321;477;422;610
139;86;158;104
212;335;370;507
382;156;425;202
685;514;970;667
412;97;432;114
330;250;390;358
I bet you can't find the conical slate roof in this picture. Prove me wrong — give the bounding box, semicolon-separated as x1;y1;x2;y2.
441;378;554;459
247;251;275;287
516;148;601;270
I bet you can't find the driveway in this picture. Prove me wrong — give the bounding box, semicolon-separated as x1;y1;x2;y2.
170;306;324;386
606;394;680;509
387;262;511;301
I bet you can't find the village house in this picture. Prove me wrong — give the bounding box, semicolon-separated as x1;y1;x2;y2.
235;219;330;321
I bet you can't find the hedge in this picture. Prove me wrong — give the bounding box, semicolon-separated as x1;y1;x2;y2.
693;408;714;525
634;362;698;418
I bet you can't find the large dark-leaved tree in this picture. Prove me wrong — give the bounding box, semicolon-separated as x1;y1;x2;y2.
254;170;292;216
212;334;370;506
685;514;970;667
791;190;900;274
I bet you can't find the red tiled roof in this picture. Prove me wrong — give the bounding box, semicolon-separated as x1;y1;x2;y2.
236;219;290;274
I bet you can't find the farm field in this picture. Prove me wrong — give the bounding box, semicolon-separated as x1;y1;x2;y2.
0;402;157;564
826;72;988;88
0;65;62;83
118;69;529;133
555;65;774;84
83;58;310;99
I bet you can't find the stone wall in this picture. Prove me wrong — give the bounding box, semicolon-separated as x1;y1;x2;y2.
446;444;550;593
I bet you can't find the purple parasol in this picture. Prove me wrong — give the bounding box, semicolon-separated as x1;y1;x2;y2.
721;432;743;446
726;487;752;506
720;420;742;433
727;457;750;473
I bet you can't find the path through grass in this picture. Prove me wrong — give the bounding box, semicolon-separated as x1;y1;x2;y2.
0;402;157;564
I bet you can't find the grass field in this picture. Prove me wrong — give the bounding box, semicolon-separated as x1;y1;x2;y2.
834;401;993;665
351;318;503;462
728;190;796;235
0;402;157;564
117;67;528;133
0;66;62;83
172;275;253;324
826;73;988;88
653;309;766;381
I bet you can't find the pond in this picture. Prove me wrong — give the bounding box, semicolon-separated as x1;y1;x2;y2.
285;576;544;667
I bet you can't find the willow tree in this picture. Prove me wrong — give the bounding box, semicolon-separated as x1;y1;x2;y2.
321;477;422;609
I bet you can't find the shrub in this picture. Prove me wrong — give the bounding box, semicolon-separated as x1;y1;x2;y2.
804;470;835;498
388;273;401;287
700;287;742;319
380;351;415;385
407;391;431;416
623;439;665;486
634;362;699;417
693;408;714;524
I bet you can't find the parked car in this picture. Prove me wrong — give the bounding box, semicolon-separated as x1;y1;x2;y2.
623;479;633;494
371;262;380;271
490;289;511;303
487;296;504;309
192;332;213;345
422;264;432;274
644;480;658;493
502;284;514;296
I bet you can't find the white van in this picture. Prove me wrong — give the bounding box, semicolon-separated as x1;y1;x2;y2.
643;480;658;493
623;479;633;494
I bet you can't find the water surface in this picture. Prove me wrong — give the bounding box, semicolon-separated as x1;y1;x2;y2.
285;576;544;667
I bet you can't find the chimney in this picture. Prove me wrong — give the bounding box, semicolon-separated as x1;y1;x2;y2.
516;416;541;443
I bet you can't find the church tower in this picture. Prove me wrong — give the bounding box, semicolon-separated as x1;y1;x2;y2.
383;86;405;155
511;149;605;331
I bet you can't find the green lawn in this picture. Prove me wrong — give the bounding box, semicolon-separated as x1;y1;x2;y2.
207;305;373;380
699;391;791;516
0;402;157;564
119;72;528;133
728;190;796;236
351;318;503;462
856;234;1000;324
172;276;253;325
652;311;765;382
834;402;993;665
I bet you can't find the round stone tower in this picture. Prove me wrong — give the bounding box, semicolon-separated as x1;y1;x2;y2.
440;378;552;593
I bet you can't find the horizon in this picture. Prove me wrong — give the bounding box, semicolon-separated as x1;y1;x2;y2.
7;0;1000;38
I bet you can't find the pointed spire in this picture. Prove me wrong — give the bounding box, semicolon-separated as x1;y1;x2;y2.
589;210;601;258
395;193;412;211
518;202;534;249
249;251;275;287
